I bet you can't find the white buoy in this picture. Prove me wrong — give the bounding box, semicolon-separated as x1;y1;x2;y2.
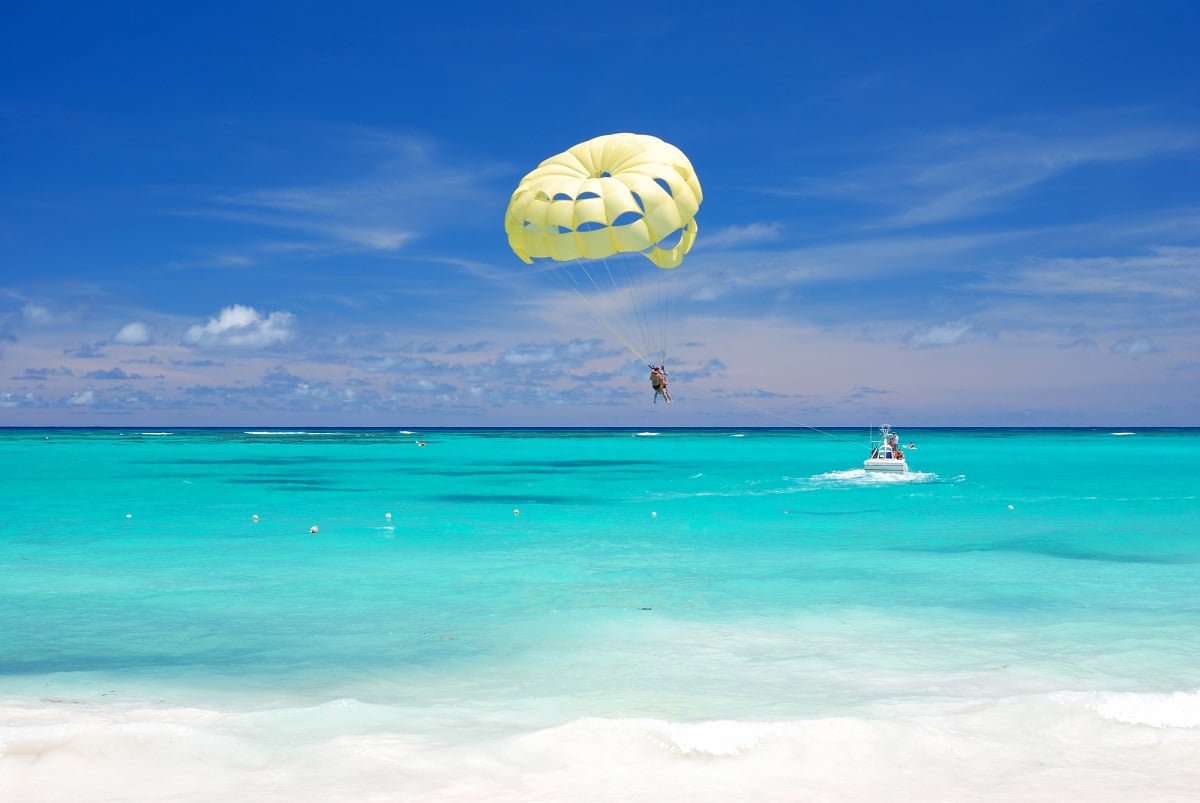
126;513;132;519
252;514;259;522
385;512;392;520
513;509;520;516
310;525;319;534
651;511;657;518
1008;505;1014;510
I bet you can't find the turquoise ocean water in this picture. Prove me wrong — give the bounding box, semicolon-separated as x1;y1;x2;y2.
1;427;1198;801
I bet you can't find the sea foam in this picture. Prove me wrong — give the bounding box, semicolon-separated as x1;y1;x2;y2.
1072;690;1200;728
6;700;1200;802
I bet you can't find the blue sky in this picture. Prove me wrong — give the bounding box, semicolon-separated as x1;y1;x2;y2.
2;1;1197;427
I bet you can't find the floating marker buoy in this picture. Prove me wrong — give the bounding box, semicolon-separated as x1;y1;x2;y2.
513;509;520;516
651;511;657;518
126;514;132;519
1008;505;1014;510
309;525;319;534
385;512;392;520
252;514;259;522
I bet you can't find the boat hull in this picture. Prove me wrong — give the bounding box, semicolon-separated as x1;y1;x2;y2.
864;458;908;473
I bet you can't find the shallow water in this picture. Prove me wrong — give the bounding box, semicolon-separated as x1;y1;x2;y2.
2;428;1198;801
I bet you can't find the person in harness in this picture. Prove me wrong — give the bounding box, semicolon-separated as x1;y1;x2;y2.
650;365;672;404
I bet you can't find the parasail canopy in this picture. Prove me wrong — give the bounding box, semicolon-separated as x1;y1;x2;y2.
504;133;703;367
505;133;702;268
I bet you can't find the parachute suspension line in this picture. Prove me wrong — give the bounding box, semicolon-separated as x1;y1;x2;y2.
570;252;661;367
656;266;675;371
526;253;674;375
576;254;645;365
614;253;658;365
596;252;673;371
729;397;872;451
579;257;651;363
630;256;662;369
554;257;652;366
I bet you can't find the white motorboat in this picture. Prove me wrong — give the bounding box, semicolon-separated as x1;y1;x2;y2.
864;425;908;472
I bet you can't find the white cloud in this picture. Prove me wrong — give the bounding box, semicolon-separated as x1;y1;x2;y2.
796;123;1200;229
198;130;486;255
326;224;416;251
1110;336;1162;356
980;246;1200;299
906;321;972;348
114;322;152;345
702;223;784;249
0;392;36;408
500;339;604;367
66;390;96;406
678;230;1015;304
167;254;257;270
184;304;297;348
22;304;71;325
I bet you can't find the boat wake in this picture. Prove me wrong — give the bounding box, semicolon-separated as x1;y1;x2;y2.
812;468;940;485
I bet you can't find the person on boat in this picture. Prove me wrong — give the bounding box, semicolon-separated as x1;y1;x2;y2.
888;432;903;459
650;365;672;404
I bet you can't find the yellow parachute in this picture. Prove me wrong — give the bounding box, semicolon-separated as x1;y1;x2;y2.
505;133;703;367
